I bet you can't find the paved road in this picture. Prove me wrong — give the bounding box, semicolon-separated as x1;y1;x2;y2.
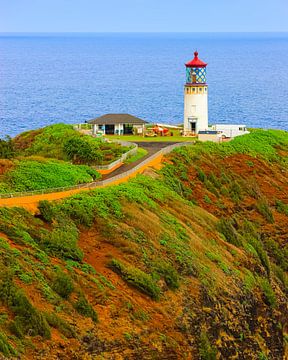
102;142;180;180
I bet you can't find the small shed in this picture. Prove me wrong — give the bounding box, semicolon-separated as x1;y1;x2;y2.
198;130;222;143
88;114;148;136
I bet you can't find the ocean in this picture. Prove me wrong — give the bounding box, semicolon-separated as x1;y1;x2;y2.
0;32;287;137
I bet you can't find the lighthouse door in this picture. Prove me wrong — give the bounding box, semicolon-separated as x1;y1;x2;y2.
191;122;196;134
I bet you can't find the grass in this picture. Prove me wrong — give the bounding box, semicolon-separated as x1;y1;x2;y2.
74;294;98;322
124;148;148;164
108;258;161;300
0;158;100;193
51;270;74;299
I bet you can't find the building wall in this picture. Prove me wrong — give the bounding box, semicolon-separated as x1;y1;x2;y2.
184;85;208;135
198;133;221;143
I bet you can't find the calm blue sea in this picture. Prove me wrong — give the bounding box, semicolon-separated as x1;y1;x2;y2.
0;33;287;137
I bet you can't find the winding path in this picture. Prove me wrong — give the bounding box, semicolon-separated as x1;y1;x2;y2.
0;142;192;213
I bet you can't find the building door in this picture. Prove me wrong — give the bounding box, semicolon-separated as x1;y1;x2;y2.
105;125;115;135
190;122;196;134
123;124;133;135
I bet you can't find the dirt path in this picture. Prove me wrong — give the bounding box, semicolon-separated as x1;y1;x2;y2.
0;142;190;213
0;153;165;213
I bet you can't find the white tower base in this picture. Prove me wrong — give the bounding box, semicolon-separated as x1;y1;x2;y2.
183;85;208;136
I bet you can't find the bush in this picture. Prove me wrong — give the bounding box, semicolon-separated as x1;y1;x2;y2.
199;331;217;360
74;294;98;322
51;270;74;299
0;331;16;356
275;200;288;216
217;218;242;247
152;261;180;290
258;278;277;308
0;136;15;159
44;312;76;338
256;199;274;223
40;220;83;261
0;275;51;339
109;259;161;300
264;239;288;271
38;200;54;223
3;158;100;192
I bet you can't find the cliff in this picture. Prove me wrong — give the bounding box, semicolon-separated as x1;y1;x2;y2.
0;129;287;359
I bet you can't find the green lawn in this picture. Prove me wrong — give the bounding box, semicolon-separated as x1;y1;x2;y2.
124;148;148;164
104;130;195;142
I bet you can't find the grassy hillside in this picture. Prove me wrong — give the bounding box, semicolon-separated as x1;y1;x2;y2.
0;124;132;193
0;129;287;359
13;123;130;164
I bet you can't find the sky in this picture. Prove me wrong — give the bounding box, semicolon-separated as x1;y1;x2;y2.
1;0;288;33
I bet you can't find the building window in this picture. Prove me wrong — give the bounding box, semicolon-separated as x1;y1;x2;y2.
192;88;195;92
199;88;202;91
186;88;189;94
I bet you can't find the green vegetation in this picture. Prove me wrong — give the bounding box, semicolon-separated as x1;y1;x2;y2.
0;274;50;339
0;123;137;193
124;147;148;164
14;123;129;164
74;294;98;322
0;332;16;357
109;259;161;300
0;158;100;192
199;331;217;360
0;128;287;358
51;270;74;299
275;200;288;216
258;278;277;308
44;312;76;338
0;136;14;159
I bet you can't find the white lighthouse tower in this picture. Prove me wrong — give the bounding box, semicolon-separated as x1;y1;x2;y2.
183;51;208;135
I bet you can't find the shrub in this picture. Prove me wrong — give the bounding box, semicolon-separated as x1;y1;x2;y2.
0;136;15;159
199;331;217;360
0;275;51;339
40;220;83;261
264;239;288;271
272;264;288;292
275;200;288;216
152;261;180;290
256;199;274;223
4;158;100;192
74;294;98;322
217;218;242;247
109;259;161;300
258;278;277;308
51;270;74;299
229;180;243;203
197;168;207;182
44;312;76;338
0;331;16;356
38;200;54;223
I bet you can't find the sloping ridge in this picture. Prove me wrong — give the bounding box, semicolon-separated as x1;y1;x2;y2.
0;142;192;212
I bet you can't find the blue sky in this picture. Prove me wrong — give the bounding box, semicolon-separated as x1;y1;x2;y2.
1;0;288;32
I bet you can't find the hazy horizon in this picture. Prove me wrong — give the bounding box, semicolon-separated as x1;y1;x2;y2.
1;0;287;33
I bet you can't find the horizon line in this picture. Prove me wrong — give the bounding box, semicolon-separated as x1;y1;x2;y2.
0;31;288;34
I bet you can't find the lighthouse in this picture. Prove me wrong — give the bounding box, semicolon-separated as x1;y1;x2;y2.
183;51;208;135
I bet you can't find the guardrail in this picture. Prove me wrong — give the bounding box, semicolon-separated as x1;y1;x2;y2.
0;142;193;199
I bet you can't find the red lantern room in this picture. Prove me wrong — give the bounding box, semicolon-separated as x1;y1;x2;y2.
185;51;207;84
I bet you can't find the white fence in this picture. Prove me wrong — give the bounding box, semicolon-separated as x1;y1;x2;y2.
0;142;193;199
92;141;138;171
